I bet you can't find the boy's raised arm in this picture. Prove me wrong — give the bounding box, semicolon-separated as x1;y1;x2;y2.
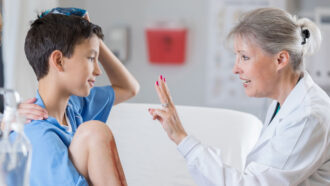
83;13;139;105
98;40;140;105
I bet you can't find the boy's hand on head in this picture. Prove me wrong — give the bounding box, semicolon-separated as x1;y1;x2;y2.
83;12;91;22
18;97;48;123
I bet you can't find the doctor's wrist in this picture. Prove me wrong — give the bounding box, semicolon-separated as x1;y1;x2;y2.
173;132;188;145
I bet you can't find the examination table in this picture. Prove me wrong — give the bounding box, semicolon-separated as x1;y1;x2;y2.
107;103;262;186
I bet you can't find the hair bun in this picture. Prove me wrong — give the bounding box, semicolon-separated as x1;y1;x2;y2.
297;18;322;56
301;29;310;45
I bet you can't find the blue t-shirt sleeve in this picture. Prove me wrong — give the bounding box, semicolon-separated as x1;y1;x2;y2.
70;86;115;122
24;124;87;186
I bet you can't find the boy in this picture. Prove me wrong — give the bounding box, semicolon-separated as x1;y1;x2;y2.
23;11;139;185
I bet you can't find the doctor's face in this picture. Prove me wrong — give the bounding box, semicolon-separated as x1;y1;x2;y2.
232;36;278;98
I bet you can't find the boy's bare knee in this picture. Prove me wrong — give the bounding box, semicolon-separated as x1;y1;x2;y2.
69;121;115;182
74;121;114;145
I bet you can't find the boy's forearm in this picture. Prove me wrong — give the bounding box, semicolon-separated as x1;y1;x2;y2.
98;40;140;102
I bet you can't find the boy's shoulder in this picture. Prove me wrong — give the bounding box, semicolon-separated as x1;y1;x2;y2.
23;119;72;147
67;86;115;123
24;119;55;134
68;85;114;110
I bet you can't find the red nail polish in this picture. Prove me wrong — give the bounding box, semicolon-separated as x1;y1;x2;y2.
160;75;163;80
156;81;159;86
164;78;166;82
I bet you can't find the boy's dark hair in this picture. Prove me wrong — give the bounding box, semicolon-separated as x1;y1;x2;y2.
24;14;104;80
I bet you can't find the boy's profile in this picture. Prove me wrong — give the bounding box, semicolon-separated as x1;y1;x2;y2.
23;11;139;185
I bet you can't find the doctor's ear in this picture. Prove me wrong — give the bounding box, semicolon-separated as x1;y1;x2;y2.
275;50;290;71
49;50;65;72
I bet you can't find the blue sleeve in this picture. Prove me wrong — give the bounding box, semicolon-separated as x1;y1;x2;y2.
70;86;115;122
25;125;88;186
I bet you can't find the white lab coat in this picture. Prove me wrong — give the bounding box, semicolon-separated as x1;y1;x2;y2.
177;72;330;186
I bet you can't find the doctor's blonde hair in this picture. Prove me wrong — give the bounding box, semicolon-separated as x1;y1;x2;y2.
228;8;322;72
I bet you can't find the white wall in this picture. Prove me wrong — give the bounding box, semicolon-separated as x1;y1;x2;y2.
59;0;209;107
57;0;330;120
296;0;330;14
3;0;58;100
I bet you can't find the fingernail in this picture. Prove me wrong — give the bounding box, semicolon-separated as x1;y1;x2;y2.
156;81;159;86
164;78;166;82
160;75;163;80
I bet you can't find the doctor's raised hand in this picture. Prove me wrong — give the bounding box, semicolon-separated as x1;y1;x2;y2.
148;75;187;145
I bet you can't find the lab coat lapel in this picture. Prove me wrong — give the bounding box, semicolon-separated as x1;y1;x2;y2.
245;72;313;166
251;101;277;146
264;72;312;138
264;101;278;125
276;72;314;120
275;78;307;121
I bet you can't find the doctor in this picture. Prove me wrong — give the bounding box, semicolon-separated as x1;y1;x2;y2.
149;8;330;185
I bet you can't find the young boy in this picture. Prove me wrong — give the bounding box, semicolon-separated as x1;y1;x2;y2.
23;11;139;185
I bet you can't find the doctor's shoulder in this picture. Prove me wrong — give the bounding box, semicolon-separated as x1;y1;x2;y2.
305;85;330;127
276;100;330;136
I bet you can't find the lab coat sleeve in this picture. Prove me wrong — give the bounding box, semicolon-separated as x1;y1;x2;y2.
177;115;328;186
27;127;88;186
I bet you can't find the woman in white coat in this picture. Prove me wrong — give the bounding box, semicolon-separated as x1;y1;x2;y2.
149;8;330;185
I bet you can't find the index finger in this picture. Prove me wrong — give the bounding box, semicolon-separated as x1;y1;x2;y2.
23;97;37;104
159;76;174;106
19;103;48;113
155;80;168;104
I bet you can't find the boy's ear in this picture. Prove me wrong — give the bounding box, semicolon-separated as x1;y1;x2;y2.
275;50;290;71
49;50;65;72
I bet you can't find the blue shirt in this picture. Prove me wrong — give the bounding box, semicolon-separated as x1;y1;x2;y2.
23;86;115;186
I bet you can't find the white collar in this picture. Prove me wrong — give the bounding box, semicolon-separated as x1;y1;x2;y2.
266;71;314;124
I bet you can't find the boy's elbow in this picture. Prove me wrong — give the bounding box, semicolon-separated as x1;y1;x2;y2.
131;83;140;97
113;81;140;104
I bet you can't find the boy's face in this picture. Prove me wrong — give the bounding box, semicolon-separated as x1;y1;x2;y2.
61;35;102;97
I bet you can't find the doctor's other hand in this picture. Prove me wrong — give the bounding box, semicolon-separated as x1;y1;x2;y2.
19;97;48;123
148;75;188;145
